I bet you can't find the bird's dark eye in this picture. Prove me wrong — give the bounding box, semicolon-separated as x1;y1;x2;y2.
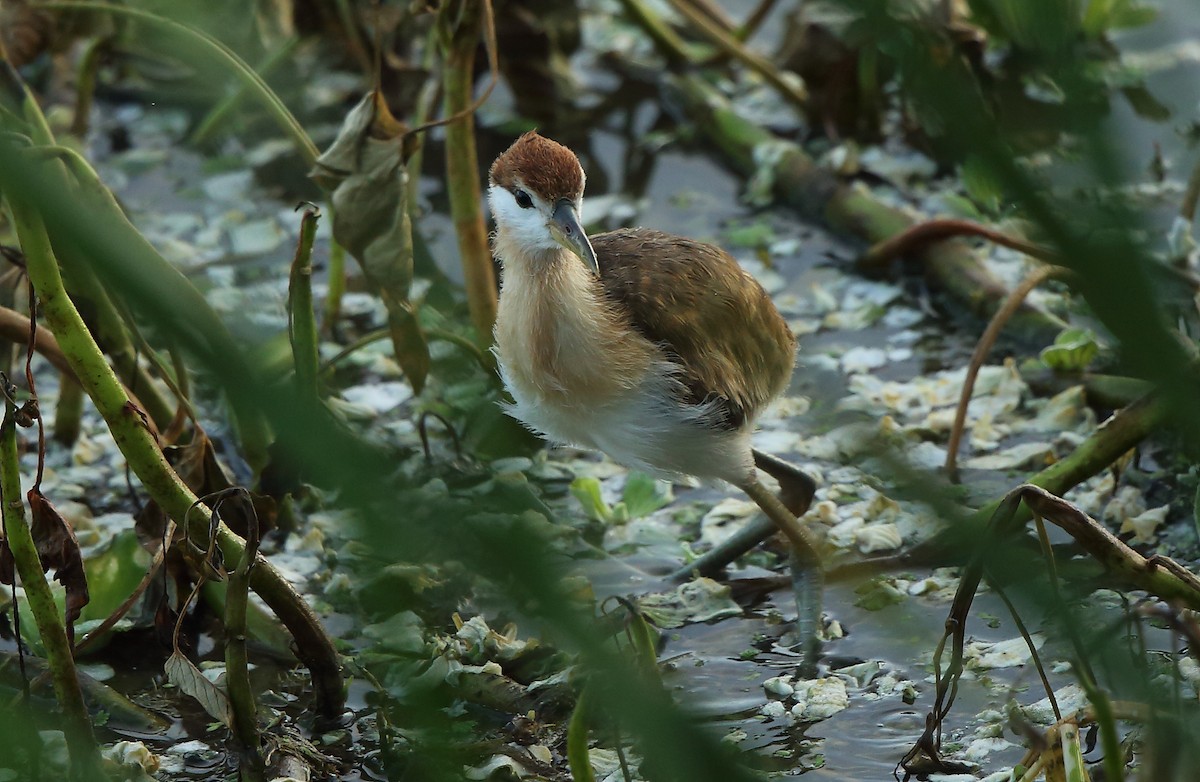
513;189;533;209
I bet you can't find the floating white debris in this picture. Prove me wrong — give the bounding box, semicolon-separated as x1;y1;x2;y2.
961;441;1054;471
856;522;903;553
1022;683;1089;724
760;700;790;719
201;170;255;203
1023;386;1095;434
102;741;160;776
1104;485;1146;527
827;516;865;549
966;635;1042;670
340;381;414;415
465;755;526;780
1122;504;1169;543
700;498;759;547
791;677;849;720
964;736;1017;761
228;217;287;256
840;346;889;374
906;441;948;470
764;675;796;698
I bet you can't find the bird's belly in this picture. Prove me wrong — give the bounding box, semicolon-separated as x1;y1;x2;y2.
500;362;754;485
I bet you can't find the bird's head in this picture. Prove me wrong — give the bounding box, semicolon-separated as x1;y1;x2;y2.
488;131;598;274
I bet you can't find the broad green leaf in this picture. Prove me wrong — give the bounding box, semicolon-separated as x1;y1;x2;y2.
1039;328;1100;371
853;578;906;611
621;473;673;519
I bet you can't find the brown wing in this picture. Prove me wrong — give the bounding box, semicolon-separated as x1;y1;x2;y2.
592;228;796;428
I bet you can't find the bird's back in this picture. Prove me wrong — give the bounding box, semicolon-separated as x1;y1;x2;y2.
591;228;796;430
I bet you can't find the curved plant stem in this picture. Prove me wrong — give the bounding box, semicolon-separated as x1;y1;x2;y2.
43;1;318;166
945;264;1070;475
859;218;1056;269
70;35;111;138
0;304;75;377
8;186;345;717
1;340;97;777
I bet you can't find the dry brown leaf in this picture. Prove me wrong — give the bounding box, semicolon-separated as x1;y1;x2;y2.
312;90;430;392
26;487;89;645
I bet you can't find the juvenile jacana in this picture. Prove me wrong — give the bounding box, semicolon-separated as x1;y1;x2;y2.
488;132;821;661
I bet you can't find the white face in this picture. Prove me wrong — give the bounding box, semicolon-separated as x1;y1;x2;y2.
489;181;583;256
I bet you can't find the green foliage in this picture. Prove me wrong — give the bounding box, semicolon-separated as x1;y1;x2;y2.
1040;328;1101;371
969;0;1156;51
571;472;673;524
1082;0;1158;37
853;577;906;611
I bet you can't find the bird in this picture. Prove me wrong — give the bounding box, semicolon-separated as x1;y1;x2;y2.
487;131;821;662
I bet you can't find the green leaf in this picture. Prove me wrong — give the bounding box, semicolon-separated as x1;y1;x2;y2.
1108;3;1156;29
570;477;612;523
961;155;1003;214
81;529;150;623
1039;328;1100;371
725;220;776;249
621;472;673;519
853;578;906;611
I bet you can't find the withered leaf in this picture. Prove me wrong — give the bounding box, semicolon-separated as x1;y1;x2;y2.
165;650;233;727
26;487;89;645
312;90;430;392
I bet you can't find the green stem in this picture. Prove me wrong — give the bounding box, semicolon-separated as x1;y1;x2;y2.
566;686;596;782
441;0;498;342
52;371;84;446
70;36;110;138
225;501;264;779
42;1;317;166
8;188;345;717
616;0;701;64
288;208;321;401
322;237;346;334
1;398;97;773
